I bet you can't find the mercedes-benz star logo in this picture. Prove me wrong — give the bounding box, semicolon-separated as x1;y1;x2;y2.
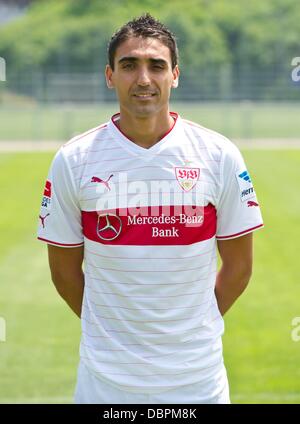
96;213;122;241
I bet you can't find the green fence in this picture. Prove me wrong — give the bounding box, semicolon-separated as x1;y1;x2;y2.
0;102;300;142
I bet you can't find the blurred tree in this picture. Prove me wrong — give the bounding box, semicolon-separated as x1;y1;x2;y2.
0;0;298;100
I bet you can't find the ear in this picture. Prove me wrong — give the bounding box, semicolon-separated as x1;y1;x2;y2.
105;65;114;89
171;65;180;88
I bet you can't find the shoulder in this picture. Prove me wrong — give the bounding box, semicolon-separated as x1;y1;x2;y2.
181;117;240;156
48;122;110;185
181;117;245;173
61;122;109;161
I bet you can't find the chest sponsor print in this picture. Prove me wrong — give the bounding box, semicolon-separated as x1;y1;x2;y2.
82;204;216;245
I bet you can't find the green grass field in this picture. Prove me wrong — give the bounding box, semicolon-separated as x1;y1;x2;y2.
0;150;300;403
0;102;300;141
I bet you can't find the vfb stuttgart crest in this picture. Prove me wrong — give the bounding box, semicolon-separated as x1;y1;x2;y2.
175;166;200;192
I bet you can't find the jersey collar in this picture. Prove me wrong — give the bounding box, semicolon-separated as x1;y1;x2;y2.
108;112;181;158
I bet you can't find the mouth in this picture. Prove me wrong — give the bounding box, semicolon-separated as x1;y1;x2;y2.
133;93;156;100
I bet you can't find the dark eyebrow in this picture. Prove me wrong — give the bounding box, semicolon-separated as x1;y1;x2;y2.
118;57;137;65
150;58;168;66
118;57;168;66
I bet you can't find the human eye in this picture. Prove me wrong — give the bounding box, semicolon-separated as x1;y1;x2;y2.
152;64;164;70
122;62;135;70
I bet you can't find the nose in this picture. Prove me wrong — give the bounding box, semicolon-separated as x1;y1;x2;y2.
136;66;151;86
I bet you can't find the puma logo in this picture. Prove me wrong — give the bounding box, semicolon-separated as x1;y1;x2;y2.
247;200;259;207
91;174;114;191
39;213;50;228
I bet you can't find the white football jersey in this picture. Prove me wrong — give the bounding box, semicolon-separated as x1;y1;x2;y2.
38;112;263;394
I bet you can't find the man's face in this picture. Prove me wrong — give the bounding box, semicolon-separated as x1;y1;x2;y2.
105;37;179;118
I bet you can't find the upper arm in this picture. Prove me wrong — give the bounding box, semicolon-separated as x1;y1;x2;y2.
37;148;83;247
48;244;84;282
216;142;263;240
217;233;253;275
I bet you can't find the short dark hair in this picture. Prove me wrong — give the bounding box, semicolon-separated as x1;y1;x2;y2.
107;13;178;71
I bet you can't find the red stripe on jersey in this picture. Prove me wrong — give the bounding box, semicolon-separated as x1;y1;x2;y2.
37;237;84;247
216;224;264;239
82;204;216;245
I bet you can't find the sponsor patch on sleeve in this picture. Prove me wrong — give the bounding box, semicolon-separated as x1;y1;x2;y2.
236;170;256;202
41;179;52;208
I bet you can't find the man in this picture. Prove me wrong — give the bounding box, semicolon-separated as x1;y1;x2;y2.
38;13;263;404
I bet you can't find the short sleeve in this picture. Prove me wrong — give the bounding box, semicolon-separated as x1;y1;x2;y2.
37;148;84;247
216;143;264;240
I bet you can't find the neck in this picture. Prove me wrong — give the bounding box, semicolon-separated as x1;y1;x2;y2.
116;109;175;149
